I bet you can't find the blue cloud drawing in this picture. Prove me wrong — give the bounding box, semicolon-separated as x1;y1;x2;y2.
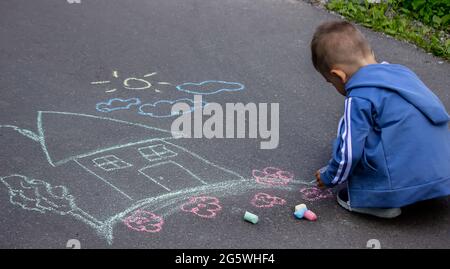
96;98;141;113
137;98;207;118
176;80;245;95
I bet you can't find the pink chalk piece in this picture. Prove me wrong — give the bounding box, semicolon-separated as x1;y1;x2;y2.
303;210;317;221
123;210;164;233
251;193;287;208
181;196;222;218
300;186;334;201
252;167;293;186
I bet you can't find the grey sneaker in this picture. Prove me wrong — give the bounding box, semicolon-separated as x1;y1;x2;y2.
337;188;402;219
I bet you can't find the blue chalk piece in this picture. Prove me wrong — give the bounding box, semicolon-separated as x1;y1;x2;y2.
294;208;308;219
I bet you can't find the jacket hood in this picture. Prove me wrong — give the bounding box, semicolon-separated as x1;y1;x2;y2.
345;64;449;125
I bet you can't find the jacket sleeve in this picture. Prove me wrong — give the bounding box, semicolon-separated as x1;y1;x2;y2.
320;97;373;187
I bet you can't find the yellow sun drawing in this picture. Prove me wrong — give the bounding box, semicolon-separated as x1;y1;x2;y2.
91;70;171;93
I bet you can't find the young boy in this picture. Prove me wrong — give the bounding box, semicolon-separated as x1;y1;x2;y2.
311;21;450;218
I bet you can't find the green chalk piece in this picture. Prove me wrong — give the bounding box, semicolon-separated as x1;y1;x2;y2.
244;211;259;224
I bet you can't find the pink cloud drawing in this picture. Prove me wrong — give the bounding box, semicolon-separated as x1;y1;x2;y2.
123;210;164;233
252;167;293;186
181;196;222;218
251;193;286;208
300;186;334;201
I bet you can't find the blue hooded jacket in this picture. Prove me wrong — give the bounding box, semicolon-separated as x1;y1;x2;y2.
320;63;450;208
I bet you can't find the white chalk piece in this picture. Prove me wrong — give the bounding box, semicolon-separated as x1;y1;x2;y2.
294;203;307;212
244;211;259;224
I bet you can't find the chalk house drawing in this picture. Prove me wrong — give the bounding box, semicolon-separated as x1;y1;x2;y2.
0;111;297;244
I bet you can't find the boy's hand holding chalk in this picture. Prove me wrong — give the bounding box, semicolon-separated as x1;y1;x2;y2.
315;168;326;189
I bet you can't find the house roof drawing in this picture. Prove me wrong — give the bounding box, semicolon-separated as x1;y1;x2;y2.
36;111;177;166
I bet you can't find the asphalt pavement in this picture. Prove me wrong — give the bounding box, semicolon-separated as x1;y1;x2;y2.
0;0;448;248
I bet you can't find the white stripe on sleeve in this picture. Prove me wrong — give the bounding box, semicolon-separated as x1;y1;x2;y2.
336;115;344;138
339;98;353;184
332;98;349;184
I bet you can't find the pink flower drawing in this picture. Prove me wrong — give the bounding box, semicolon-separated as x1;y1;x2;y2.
123;210;164;233
181;196;222;218
300;186;334;201
252;167;293;186
251;193;286;208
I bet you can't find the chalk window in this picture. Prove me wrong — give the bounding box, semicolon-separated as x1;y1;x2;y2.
138;144;177;161
92;155;133;171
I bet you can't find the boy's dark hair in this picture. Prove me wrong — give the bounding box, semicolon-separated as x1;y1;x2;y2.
311;20;373;75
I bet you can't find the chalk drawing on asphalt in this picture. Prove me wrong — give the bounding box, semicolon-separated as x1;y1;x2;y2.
180;196;222;218
91;70;172;93
299;186;334;202
137;98;207;118
252;167;293;186
123;210;164;233
251;193;286;208
96;98;141;113
1;111;309;244
176;80;245;95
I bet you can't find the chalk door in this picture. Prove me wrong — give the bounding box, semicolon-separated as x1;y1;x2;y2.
138;160;207;192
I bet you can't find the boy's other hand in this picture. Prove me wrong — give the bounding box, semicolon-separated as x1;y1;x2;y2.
315;170;326;189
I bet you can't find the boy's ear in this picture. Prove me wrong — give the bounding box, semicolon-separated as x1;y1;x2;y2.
330;69;348;84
